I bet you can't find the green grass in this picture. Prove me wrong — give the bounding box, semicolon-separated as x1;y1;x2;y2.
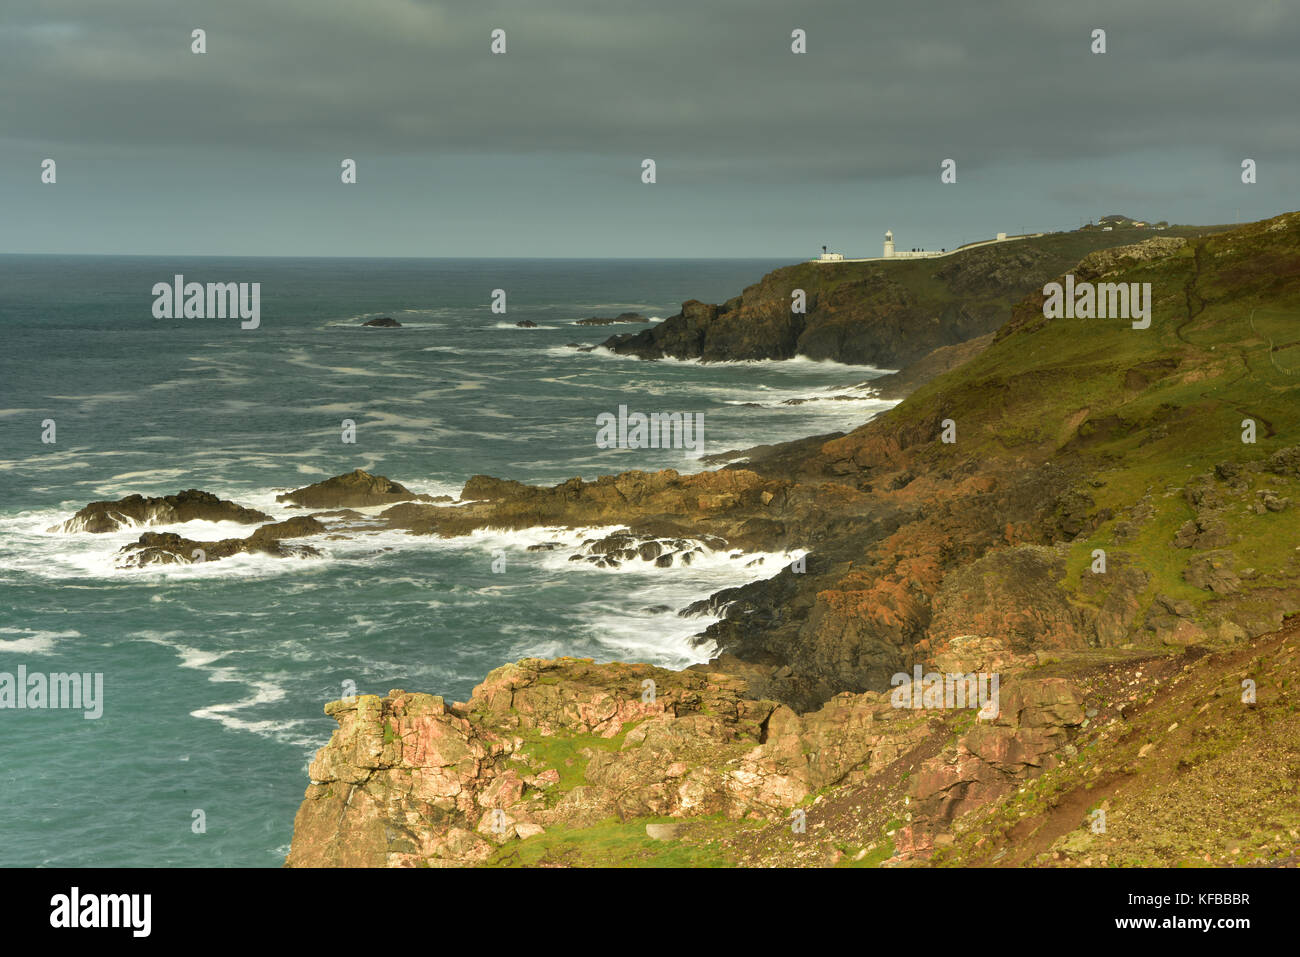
839;836;897;868
869;216;1300;635
515;723;640;795
484;815;751;868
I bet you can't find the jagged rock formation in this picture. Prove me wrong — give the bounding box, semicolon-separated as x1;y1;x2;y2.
562;530;732;569
285;655;955;867
380;468;827;553
49;489;272;533
287;621;1300;868
116;516;325;567
1074;236;1188;279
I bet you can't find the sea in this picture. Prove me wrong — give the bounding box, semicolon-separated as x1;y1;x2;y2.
0;256;894;866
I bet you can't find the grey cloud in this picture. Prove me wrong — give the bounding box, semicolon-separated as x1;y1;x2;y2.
2;0;1296;181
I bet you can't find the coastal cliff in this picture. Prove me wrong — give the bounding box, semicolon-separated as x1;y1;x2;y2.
288;212;1300;866
286;622;1300;867
601;227;1225;366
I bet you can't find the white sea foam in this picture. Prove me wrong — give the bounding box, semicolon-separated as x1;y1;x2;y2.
429;525;803;667
568;345;896;374
134;632;321;747
0;628;81;656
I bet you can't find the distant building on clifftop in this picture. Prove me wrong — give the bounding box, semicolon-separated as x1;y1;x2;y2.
882;229;943;259
812;228;1034;265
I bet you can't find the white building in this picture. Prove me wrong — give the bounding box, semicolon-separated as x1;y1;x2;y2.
883;229;943;259
811;227;1027;265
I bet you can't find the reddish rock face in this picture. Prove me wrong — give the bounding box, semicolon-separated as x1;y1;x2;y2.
285;653;1084;868
906;678;1085;834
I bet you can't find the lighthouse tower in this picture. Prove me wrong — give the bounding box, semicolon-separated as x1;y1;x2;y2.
883;229;895;258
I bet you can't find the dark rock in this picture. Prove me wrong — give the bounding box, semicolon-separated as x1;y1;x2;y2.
116;518;325;567
362;316;401;328
50;489;272;534
1257;490;1291;513
1266;446;1300;477
575;312;648;326
889;470;916;491
277;469;433;509
599;237;1104;366
1172;517;1231;549
1184;552;1241;594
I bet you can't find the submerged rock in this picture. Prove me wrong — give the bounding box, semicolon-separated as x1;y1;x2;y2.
362;316;401;328
574;312;647;326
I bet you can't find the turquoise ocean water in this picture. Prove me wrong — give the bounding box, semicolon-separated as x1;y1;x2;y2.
0;256;893;866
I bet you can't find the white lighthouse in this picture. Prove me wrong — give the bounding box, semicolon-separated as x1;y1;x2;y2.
883;229;895;258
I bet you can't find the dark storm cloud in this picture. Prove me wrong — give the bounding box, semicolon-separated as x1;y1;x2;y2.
3;0;1297;183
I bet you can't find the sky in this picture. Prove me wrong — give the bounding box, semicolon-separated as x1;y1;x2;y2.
1;0;1297;258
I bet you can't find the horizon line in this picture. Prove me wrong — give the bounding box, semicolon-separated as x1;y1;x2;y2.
0;252;807;261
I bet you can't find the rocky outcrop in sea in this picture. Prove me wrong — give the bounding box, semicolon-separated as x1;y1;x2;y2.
49;489;272;533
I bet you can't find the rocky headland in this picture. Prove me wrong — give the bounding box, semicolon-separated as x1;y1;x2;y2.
284;212;1300;866
600;228;1225;366
43;215;1299;865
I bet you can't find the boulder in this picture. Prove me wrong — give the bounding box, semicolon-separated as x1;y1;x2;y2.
276;469;432;509
50;489;272;534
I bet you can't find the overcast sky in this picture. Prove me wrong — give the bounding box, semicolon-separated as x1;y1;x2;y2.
1;0;1296;257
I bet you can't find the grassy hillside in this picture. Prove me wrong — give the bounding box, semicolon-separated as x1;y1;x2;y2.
775;225;1212;310
605;225;1232;367
878;213;1300;642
